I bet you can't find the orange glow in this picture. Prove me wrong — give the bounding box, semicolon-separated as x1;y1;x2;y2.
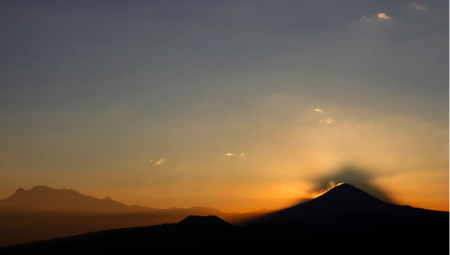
310;182;346;198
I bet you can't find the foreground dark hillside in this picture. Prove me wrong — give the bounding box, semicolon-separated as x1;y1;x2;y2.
0;213;447;254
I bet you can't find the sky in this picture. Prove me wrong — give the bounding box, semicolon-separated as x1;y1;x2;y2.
0;0;448;212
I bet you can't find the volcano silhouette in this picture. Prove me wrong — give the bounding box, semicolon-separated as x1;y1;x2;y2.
251;183;395;225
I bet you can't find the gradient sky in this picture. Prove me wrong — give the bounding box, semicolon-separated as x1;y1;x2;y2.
0;0;448;212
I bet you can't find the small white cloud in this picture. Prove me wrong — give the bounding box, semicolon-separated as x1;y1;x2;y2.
314;109;323;112
225;153;235;156
240;153;245;156
361;13;392;23
149;159;153;163
155;158;166;165
377;13;391;20
320;117;335;124
407;3;427;11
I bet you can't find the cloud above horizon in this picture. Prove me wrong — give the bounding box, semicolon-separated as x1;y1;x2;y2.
223;153;245;157
320;117;335;124
155;159;167;165
407;3;427;11
377;13;391;20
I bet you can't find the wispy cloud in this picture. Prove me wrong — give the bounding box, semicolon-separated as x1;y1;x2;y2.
407;3;427;11
377;13;391;20
224;153;245;157
155;158;166;165
361;13;392;23
320;117;335;124
314;109;323;112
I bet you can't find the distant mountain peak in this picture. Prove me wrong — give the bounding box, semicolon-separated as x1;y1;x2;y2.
251;182;395;225
333;182;348;187
324;182;357;193
317;182;376;199
311;182;393;208
0;186;128;212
